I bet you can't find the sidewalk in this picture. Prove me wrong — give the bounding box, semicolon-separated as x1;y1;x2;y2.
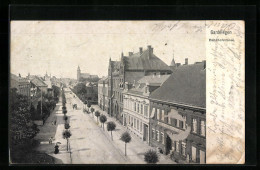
34;97;71;164
70;89;175;164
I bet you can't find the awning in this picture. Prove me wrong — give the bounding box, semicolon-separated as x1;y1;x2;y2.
150;108;155;118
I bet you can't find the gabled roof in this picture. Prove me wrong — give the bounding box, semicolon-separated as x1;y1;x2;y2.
127;75;171;96
124;49;172;71
31;77;48;87
150;62;206;108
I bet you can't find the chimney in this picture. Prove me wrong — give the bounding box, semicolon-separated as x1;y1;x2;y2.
203;60;206;69
139;47;143;54
129;52;133;56
185;58;188;65
176;63;181;67
148;45;152;59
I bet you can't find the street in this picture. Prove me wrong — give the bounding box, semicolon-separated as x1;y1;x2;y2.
34;87;174;164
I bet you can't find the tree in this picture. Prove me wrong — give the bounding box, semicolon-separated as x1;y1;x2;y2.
120;132;131;156
64;123;70;129
10;91;39;146
87;102;91;112
107;121;116;141
99;115;107;130
144;149;159;164
62;129;72;151
63;110;67;115
95;111;100;123
90;107;95;116
84;100;88;110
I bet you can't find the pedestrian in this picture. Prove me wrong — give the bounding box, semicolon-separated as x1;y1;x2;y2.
54;120;56;125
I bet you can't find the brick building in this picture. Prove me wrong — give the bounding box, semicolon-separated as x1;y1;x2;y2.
149;60;206;164
108;45;172;124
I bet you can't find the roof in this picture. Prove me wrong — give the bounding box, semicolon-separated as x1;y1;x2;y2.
137;74;170;85
44;80;52;88
127;75;170;96
123;49;172;71
10;73;30;84
31;77;48;87
149;63;206;108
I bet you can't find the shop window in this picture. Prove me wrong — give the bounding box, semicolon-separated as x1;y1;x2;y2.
176;141;179;152
181;142;186;156
161;132;164;144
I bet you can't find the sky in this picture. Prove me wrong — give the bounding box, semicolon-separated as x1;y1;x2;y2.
11;21;206;79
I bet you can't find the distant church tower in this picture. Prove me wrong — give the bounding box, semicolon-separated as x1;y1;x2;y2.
170;53;176;67
77;65;81;82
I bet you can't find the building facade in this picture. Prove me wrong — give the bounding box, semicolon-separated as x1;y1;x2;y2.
98;77;109;112
108;45;173;124
10;73;31;99
149;61;206;164
122;75;170;144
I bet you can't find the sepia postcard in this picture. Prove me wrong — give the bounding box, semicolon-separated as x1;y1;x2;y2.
9;20;244;164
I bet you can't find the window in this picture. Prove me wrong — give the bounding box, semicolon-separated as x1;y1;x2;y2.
161;110;165;121
176;141;179;152
134;102;136;111
192;118;197;133
181;142;186;156
152;129;155;139
180;121;184;129
128;116;131;124
137;120;139;130
140;122;142;132
137;103;139;113
201;120;206;136
161;132;164;144
141;104;143;114
157;109;160;120
171;118;177;127
156;130;159;141
134;118;136;128
131;117;133;126
144;105;148;117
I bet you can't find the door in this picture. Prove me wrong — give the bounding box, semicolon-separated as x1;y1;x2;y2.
192;146;197;162
143;124;148;141
165;135;172;155
199;150;205;164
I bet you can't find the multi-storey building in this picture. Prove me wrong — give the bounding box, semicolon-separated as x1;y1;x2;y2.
108;45;173;124
122;74;170;144
149;60;206;164
10;73;31;99
98;77;109;112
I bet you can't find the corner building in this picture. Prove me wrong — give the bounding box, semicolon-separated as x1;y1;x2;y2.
149;61;206;164
108;45;172;124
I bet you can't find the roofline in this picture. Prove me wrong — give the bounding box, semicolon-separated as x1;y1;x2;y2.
123;91;148;99
149;98;206;112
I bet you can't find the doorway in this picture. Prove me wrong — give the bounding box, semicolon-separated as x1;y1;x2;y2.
165;135;172;155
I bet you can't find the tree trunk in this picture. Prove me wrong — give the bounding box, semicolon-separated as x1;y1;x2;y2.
111;131;113;141
67;138;69;151
125;143;126;156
